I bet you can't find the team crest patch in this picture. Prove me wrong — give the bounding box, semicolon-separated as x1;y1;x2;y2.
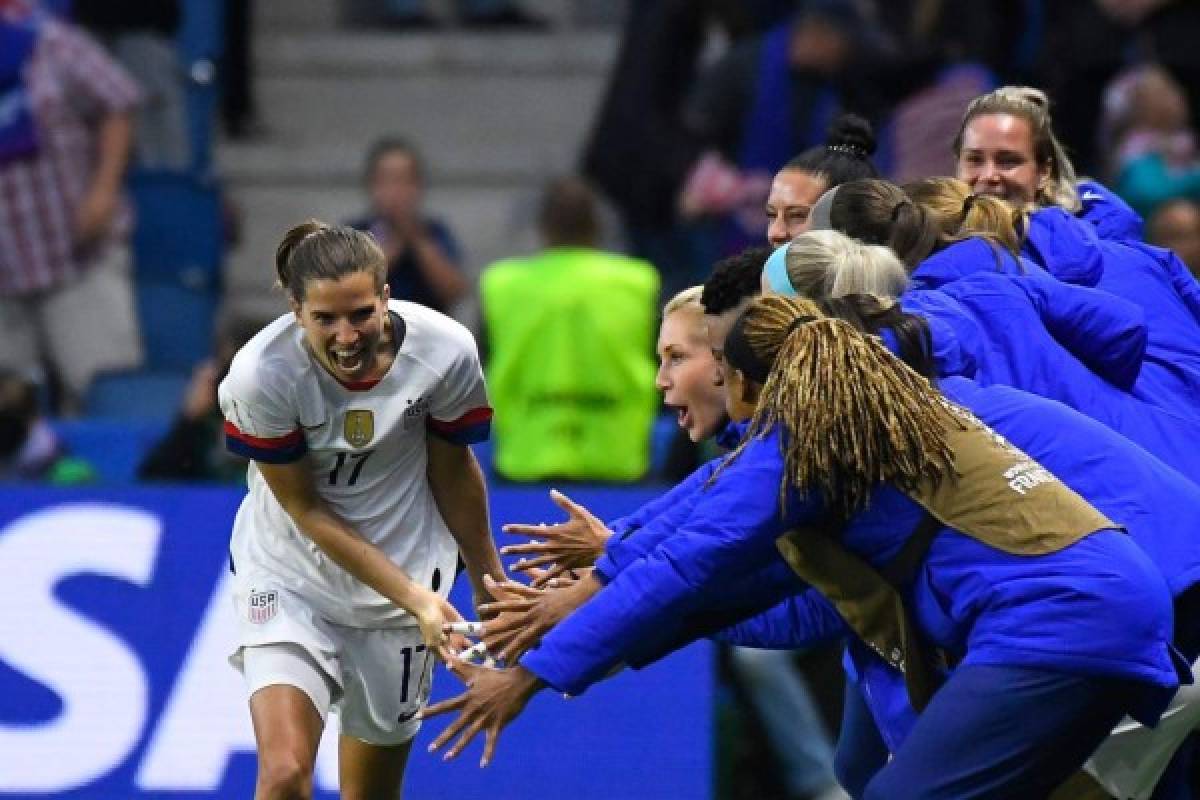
402;395;430;430
344;410;374;447
247;589;278;624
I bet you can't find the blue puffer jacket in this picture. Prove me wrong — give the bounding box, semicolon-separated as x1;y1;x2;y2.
905;237;1041;291
711;378;1200;749
1072;180;1200;318
602;457;720;572
595;423;839;667
1077;179;1144;242
900;273;1200;479
1023;207;1106;287
939;378;1200;598
1023;209;1200;417
520;420;1179;717
904;270;1146;390
600;423;743;575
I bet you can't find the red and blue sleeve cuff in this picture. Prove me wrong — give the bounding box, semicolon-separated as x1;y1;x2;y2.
223;420;308;464
428;406;493;445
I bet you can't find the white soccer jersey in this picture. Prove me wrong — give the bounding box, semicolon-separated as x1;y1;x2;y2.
219;299;492;628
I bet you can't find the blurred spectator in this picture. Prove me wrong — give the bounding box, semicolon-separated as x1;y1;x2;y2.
347;137;468;314
138;317;264;483
1140;2;1200;135
1093;0;1173;26
580;0;717;300
1101;63;1200;219
0;3;143;413
1035;0;1129;176
1036;0;1200;177
352;0;546;29
679;0;887;255
0;369;93;483
73;0;188;168
873;0;1025;81
1149;198;1200;278
480;177;659;482
871;1;1008;184
222;0;262;140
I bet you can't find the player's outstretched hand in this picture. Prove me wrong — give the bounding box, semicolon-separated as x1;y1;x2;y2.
477;572;599;663
414;592;469;662
420;661;542;767
501;489;613;587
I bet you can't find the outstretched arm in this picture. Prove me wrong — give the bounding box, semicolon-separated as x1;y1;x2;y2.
427;436;505;609
259;458;463;660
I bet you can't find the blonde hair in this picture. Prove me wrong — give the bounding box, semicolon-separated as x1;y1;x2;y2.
721;294;956;518
663;285;705;316
904;177;1024;256
783;229;909;301
954;86;1081;212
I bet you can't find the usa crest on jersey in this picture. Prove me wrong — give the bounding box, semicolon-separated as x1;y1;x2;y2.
344;410;374;447
248;589;278;624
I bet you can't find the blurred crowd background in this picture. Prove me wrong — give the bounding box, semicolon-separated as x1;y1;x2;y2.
3;0;1200;490
2;3;1199;796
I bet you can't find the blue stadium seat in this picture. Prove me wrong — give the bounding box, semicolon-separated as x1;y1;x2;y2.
129;169;223;286
128;169;223;371
83;371;190;423
136;283;217;373
53;418;171;483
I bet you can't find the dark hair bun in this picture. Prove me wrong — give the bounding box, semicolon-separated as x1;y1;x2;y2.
826;114;877;158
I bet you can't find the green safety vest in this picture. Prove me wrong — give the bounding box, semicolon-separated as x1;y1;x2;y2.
480;247;660;481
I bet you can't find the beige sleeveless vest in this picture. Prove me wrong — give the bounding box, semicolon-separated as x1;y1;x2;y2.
775;404;1119;709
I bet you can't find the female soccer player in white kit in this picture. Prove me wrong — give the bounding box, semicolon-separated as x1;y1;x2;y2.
218;220;504;799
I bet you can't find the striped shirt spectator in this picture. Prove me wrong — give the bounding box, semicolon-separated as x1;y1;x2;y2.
0;17;139;294
0;10;143;411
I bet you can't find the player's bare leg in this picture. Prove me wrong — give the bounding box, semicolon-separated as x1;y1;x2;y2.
249;685;324;800
338;735;414;800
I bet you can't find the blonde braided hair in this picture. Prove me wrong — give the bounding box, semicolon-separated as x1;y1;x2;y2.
724;294;959;519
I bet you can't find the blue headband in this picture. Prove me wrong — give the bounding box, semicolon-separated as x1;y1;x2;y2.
763;242;796;295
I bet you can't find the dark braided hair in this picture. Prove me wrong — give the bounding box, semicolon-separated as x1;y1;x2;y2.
701;246;771;315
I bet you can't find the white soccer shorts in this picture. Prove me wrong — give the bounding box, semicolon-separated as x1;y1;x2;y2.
230;577;435;746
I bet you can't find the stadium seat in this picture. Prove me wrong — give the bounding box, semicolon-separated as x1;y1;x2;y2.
83;371;190;423
129;169;224;285
128;169;223;371
136;283;218;373
53;418;171;483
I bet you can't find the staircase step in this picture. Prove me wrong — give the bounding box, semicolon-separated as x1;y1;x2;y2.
218;70;603;184
255;0;624;34
256;31;618;77
254;0;340;31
